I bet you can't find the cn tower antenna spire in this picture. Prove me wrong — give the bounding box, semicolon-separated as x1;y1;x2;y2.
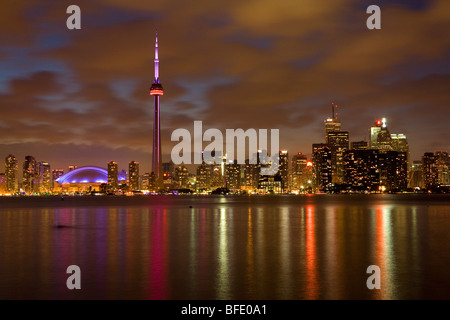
154;31;159;83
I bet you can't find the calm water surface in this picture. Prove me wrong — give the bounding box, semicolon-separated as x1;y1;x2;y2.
0;194;449;300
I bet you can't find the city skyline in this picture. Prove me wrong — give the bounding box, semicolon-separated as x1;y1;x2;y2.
1;1;450;174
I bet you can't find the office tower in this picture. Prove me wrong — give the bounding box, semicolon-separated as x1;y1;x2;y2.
327;131;349;184
68;165;77;172
408;161;423;189
290;152;307;191
422;152;438;190
22;155;37;194
242;159;259;192
196;161;211;192
150;32;164;190
210;164;224;189
129;161;140;191
5;154;18;193
377;122;393;152
278;150;289;192
351;141;368;150
344;149;380;192
312;143;332;191
435;151;450;185
174;165;189;189
162;161;175;190
369;119;383;149
225;160;241;191
324;102;341;143
52;169;64;189
107;161;118;191
378;151;408;191
39;162;52;193
142;172;150;191
391;133;410;167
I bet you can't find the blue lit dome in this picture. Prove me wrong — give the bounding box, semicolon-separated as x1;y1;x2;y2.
56;166;126;184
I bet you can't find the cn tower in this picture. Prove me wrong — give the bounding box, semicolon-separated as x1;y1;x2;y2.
149;32;164;189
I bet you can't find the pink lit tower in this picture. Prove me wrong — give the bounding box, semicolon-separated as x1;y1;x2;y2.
149;32;164;189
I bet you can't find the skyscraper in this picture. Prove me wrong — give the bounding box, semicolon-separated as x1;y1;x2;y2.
150;32;164;190
52;169;64;189
22;155;37;194
224;160;241;192
38;162;52;193
422;152;438;190
279;150;289;192
129;161;140;191
369;119;383;149
378;151;408;191
290;152;307;191
174;165;189;189
324;102;341;143
344;149;380;192
5;154;18;193
312;143;332;191
107;161;118;191
327;131;349;184
435;151;450;185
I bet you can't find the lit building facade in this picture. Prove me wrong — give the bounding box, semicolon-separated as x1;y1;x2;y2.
423;152;438;190
129;161;140;191
344;149;380;192
107;161;119;191
38;162;52;193
312;143;332;191
5;154;18;193
279;150;289;192
22;155;38;194
327;131;349;184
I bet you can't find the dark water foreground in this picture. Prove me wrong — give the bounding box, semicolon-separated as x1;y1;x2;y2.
0;194;449;300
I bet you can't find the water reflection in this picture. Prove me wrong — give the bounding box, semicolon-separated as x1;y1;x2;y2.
0;195;449;299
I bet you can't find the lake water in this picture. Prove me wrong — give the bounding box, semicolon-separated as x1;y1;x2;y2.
0;194;449;300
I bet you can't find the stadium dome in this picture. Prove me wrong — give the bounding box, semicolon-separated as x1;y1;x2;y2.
56;166;126;184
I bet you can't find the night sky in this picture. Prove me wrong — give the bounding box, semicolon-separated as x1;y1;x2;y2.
1;0;449;174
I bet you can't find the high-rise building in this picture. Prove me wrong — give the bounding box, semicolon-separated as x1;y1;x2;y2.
107;161;118;191
5;154;18;193
150;32;164;190
435;151;450;185
162;161;174;190
324;102;341;143
312;143;332;191
378;151;408;191
408;161;423;189
422;152;438;190
242;159;259;192
196;161;211;192
174;165;189;189
68;165;77;172
290;152;307;191
344;149;380;192
142;172;150;191
22;155;38;194
327;131;349;184
129;161;140;191
369;119;383;149
278;150;289;192
39;162;52;193
52;169;64;189
225;160;241;191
